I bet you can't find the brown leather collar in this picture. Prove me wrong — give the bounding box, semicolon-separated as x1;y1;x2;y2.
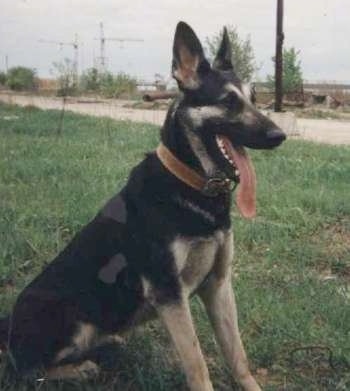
156;143;233;197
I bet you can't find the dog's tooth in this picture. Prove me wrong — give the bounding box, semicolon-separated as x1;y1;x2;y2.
217;138;223;147
217;140;237;168
235;169;240;176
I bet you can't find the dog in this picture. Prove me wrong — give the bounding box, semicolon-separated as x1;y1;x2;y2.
0;22;285;391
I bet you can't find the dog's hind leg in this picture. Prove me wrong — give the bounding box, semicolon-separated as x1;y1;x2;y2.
44;360;100;381
199;232;261;391
158;300;214;391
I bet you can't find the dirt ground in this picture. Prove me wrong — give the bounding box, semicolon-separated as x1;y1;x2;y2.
1;92;350;145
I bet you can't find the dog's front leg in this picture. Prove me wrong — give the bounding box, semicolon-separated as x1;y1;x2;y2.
199;233;261;391
158;299;214;391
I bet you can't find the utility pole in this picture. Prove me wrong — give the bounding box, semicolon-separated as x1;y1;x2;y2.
275;0;284;112
94;22;143;73
72;34;79;85
98;22;106;72
5;55;9;72
38;35;79;85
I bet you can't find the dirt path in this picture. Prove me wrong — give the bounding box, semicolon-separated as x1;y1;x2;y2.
297;118;350;145
1;93;349;146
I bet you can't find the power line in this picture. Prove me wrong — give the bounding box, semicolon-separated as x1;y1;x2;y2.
94;22;143;73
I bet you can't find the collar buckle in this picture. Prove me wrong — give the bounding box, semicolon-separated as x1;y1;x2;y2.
201;177;232;197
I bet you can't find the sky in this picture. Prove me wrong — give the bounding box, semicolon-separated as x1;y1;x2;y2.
0;0;349;83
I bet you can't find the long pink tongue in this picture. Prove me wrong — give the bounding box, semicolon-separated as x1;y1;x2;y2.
220;136;256;219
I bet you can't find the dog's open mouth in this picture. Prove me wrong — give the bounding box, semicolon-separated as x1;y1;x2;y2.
215;135;256;219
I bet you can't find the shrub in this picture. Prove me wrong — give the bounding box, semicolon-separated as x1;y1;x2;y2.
51;58;78;97
100;72;137;98
0;71;7;85
6;67;36;91
79;68;99;92
80;68;137;98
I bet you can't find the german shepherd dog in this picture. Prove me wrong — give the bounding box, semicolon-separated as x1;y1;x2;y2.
0;22;285;391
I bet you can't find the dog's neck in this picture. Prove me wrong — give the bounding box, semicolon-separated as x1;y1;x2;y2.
156;102;232;227
160;100;206;176
156;142;232;199
156;143;206;193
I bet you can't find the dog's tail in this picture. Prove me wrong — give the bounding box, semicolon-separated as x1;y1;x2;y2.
0;316;9;351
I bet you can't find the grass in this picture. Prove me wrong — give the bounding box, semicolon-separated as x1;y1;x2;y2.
0;102;349;390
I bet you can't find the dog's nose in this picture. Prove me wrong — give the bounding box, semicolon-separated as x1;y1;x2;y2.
266;129;286;143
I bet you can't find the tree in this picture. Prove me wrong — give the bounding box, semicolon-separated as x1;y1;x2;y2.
80;68;99;91
267;47;303;94
206;26;257;82
0;71;7;85
51;58;77;96
6;66;36;91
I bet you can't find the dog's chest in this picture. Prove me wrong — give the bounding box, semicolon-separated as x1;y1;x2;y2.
171;230;225;293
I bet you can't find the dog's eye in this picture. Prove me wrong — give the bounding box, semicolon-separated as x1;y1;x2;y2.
220;93;238;107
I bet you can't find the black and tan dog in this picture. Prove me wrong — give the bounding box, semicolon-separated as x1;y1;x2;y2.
0;22;285;391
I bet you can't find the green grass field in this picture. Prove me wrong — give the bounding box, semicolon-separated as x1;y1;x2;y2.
0;102;349;391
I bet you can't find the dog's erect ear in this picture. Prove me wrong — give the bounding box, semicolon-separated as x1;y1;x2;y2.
172;21;210;90
213;27;234;71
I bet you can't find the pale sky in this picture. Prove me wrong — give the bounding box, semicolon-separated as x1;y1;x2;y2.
0;0;349;83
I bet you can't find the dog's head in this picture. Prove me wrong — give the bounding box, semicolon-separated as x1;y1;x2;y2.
162;22;286;217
